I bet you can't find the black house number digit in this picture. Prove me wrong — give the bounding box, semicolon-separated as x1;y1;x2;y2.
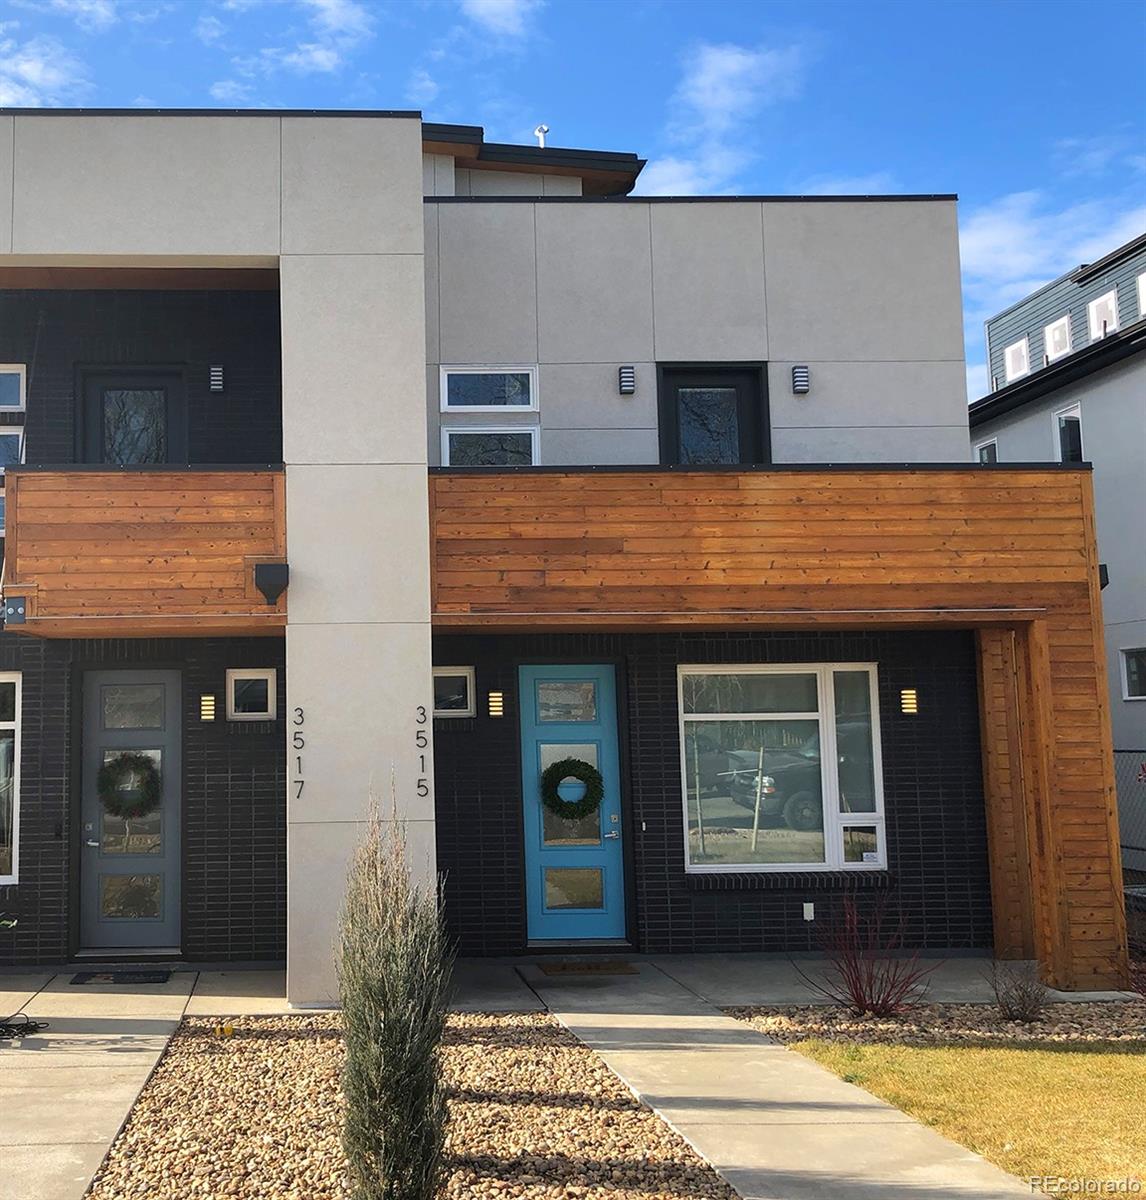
415;704;430;802
294;708;306;804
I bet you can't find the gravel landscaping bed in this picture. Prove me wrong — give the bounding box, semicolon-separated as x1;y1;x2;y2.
727;999;1146;1045
87;1012;735;1200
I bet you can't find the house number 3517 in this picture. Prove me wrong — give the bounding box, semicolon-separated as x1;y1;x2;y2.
293;706;305;800
415;706;430;799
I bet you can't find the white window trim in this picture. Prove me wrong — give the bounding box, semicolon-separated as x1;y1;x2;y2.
225;668;277;722
0;427;25;477
677;663;886;874
439;365;540;413
0;672;22;886
440;424;541;467
1137;273;1146;321
1003;337;1030;382
1044;314;1072;363
0;365;26;412
1052;402;1083;462
974;438;998;464
1087;289;1119;340
1121;648;1146;701
433;666;476;718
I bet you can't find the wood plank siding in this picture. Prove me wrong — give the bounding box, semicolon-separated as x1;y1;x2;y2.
430;466;1128;989
2;468;286;638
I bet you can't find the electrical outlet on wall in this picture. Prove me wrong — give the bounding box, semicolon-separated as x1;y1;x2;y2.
803;902;815;922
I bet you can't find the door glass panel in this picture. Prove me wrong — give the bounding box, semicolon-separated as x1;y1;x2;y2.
100;874;161;919
103;388;166;465
540;743;601;846
842;826;879;863
0;730;14;877
100;749;162;855
544;867;604;910
682;673;818;715
102;684;164;730
537;680;597;723
833;671;876;813
677;386;739;464
683;718;825;866
0;682;15;722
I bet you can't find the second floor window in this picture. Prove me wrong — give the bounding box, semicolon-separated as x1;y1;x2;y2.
442;427;539;467
1055;403;1083;463
658;366;768;466
1044;316;1071;362
441;367;538;411
1003;338;1030;382
976;440;998;464
1087;290;1119;341
0;366;25;412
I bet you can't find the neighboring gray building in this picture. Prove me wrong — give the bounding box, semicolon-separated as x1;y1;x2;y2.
969;232;1146;873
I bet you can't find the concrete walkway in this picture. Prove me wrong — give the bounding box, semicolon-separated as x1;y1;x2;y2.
522;961;1030;1200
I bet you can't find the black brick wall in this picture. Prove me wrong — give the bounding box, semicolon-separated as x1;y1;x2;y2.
433;630;993;957
0;634;286;966
0;290;282;464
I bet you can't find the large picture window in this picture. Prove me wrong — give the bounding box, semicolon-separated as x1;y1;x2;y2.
0;673;22;884
678;664;885;873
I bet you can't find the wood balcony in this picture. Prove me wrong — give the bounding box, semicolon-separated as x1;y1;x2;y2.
2;466;286;638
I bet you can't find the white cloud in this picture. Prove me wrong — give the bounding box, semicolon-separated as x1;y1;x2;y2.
960;190;1146;401
209;78;253;103
1053;134;1146;179
196;13;225;43
0;32;88;104
40;0;117;32
248;0;374;76
406;67;439;105
799;170;898;195
458;0;542;38
638;40;809;196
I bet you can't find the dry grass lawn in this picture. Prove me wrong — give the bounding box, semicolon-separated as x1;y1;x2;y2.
794;1039;1146;1188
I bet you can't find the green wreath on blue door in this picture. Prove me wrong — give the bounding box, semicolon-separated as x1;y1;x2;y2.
540;757;605;821
98;752;161;820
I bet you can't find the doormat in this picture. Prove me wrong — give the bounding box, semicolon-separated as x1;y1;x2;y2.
70;971;172;986
537;962;637;977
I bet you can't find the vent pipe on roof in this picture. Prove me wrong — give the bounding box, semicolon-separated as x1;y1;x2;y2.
534;124;549;149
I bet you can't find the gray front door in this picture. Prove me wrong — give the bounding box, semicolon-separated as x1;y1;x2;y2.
80;670;181;950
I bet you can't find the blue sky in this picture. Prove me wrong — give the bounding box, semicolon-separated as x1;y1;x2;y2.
1;0;1144;398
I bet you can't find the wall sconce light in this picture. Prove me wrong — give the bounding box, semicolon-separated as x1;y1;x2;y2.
209;365;225;392
200;694;217;721
900;688;918;715
254;562;290;606
791;365;811;395
487;691;505;718
618;365;636;395
1099;563;1110;590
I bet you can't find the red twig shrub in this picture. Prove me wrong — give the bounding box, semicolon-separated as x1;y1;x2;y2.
793;894;940;1017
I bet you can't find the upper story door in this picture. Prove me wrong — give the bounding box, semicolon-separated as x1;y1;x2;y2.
81;369;188;465
657;365;769;466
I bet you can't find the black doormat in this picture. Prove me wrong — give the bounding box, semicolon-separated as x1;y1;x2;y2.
537;962;637;977
70;970;172;986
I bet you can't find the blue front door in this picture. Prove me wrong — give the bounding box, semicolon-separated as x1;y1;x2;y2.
520;664;626;941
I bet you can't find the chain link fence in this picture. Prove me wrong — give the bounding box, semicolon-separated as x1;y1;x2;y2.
1115;749;1146;957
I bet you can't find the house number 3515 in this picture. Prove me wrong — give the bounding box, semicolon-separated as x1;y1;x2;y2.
415;706;430;799
293;706;305;801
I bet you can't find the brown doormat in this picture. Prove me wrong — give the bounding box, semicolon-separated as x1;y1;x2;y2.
70;971;172;985
537;962;638;976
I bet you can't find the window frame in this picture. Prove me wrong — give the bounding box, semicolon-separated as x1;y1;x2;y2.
1043;315;1072;363
1121;648;1146;702
1137;273;1146;321
225;668;277;722
0;427;24;477
1087;289;1120;341
1003;337;1030;383
677;662;886;875
975;439;998;465
432;666;476;719
439;365;540;414
657;363;770;467
0;364;26;413
1052;402;1084;463
440;424;540;467
0;672;22;886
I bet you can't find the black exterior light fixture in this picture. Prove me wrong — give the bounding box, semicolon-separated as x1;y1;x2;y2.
618;365;636;395
254;562;290;605
792;365;811;395
209;365;225;392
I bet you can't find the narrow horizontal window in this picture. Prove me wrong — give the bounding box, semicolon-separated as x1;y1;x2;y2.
0;673;22;885
1054;404;1083;463
1044;315;1071;362
225;668;277;722
1003;338;1030;382
433;666;476;718
1088;289;1119;340
441;367;537;411
0;366;25;411
975;440;998;465
678;663;886;874
442;427;539;467
1123;649;1146;700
